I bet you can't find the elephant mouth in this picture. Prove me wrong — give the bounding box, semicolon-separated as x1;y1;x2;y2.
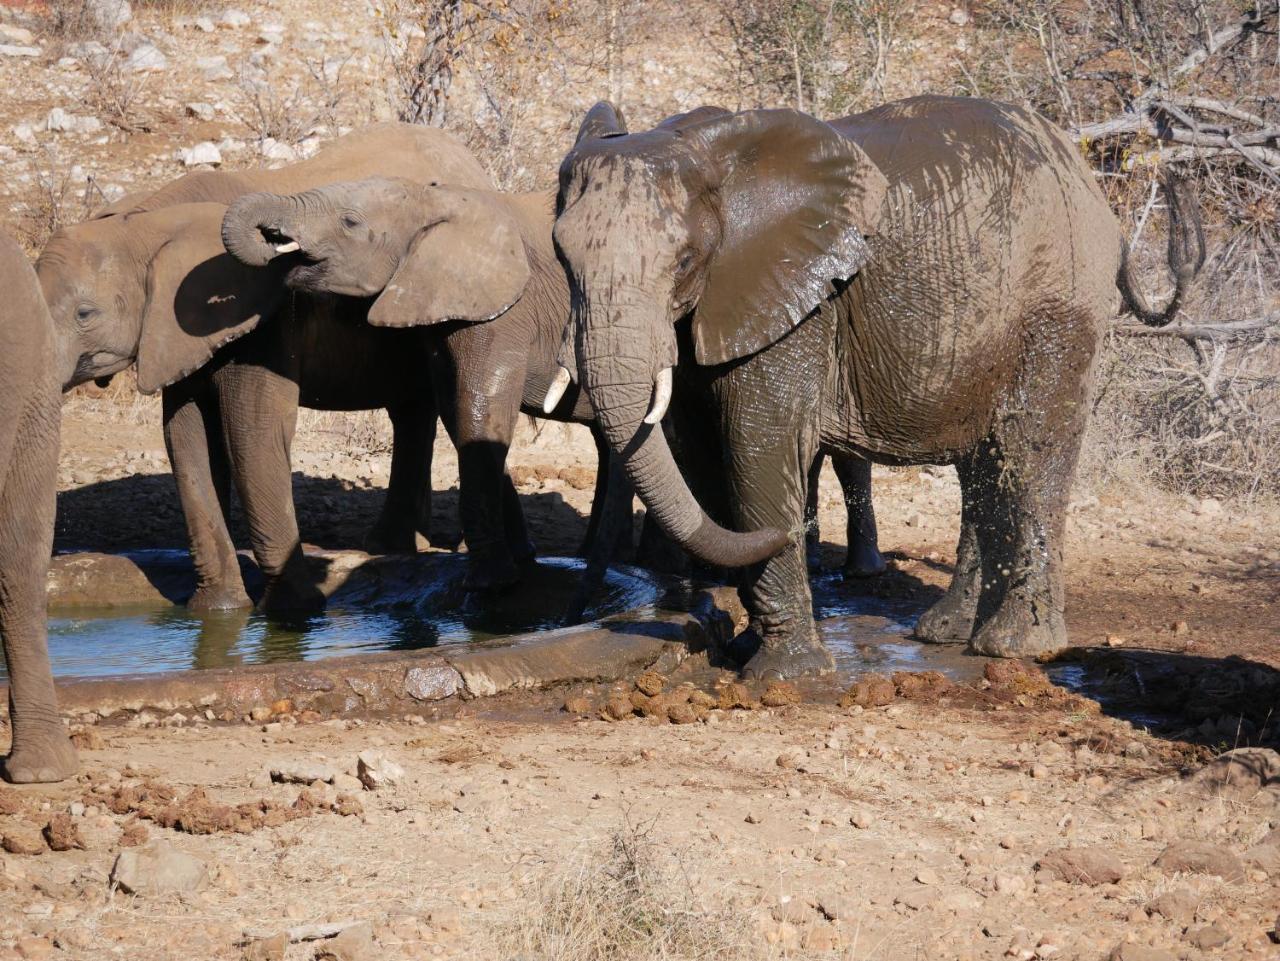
257;225;308;257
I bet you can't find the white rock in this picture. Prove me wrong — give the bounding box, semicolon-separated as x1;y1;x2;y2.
0;43;40;58
192;16;215;32
45;108;102;135
185;102;216;121
67;40;109;63
125;42;166;72
248;43;276;66
356;750;404;790
110;842;207;896
257;24;284;44
12;123;37;145
0;24;35;44
180;141;222;166
196;54;233;81
949;7;970;25
259;137;297;162
219;8;251;28
86;0;132;32
270;760;336;785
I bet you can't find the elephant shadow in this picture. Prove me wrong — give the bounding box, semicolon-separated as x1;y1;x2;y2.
54;472;599;558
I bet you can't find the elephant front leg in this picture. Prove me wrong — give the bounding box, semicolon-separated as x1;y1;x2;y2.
365;393;436;555
831;453;885;578
216;367;322;613
163;385;250;611
0;421;77;783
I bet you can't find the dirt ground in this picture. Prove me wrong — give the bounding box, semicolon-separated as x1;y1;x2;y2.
0;402;1272;961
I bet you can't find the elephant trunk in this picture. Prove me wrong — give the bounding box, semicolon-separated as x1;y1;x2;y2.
579;306;789;569
221;192;307;267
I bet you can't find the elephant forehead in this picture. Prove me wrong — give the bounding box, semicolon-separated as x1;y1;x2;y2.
559;165;689;252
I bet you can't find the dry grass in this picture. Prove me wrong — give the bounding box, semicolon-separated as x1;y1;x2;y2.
489;816;767;961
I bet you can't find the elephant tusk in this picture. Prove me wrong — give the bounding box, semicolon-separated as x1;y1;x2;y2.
643;367;673;425
273;241;301;254
542;365;572;414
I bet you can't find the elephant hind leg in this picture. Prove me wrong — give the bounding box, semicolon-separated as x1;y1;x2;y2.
366;395;436;555
914;457;981;644
831;453;885;578
803;452;824;573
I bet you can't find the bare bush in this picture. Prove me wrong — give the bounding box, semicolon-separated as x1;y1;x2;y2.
12;147;103;252
82;45;152;132
234;59;349;148
489;816;762;961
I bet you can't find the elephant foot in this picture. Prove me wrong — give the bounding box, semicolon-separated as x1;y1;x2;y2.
363;524;418;556
188;582;252;612
464;553;523;593
913;590;977;645
255;577;325;615
967;597;1067;659
843;542;886;579
2;728;79;784
743;638;835;682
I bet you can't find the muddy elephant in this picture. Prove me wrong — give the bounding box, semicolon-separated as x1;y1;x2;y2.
0;230;78;782
220;177;626;590
38;124;493;611
550;97;1202;679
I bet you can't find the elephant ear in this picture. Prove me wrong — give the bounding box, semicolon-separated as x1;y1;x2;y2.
136;203;286;394
690;109;889;366
575;101;627;144
367;188;530;328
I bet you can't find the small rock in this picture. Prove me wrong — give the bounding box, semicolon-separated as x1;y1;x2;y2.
634;671;666;697
2;827;46;856
0;24;36;44
181;142;222;167
197;55;233;81
259;137;297;162
86;0;132;31
760;682;802;707
15;937;53;961
125;42;167;72
1153;840;1245;881
314;922;374;961
1187;748;1280;804
186;102;216;121
949;7;970;25
110;841;207;896
1244;842;1280;877
356;750;404;790
0;44;41;58
42;814;83;852
1145;887;1198;923
1030;763;1050;779
1035;847;1125;885
242;932;287;961
744;812;762;825
219;8;251;28
915;868;939;885
271;761;336;785
1107;945;1177;961
1186;924;1230;951
562;695;593;715
849;809;873;829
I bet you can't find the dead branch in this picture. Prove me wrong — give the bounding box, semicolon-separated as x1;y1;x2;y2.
1114;315;1279;341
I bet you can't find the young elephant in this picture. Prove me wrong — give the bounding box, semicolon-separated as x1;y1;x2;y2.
551;98;1202;679
0;230;77;782
38;124;494;611
220;178;625;589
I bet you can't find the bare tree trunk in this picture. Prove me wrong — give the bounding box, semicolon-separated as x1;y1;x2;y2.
605;0;623;104
401;0;468;127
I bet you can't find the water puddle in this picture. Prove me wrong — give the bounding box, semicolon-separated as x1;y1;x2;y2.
25;556;663;680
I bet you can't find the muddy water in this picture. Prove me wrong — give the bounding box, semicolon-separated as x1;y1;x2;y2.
25;557;663;680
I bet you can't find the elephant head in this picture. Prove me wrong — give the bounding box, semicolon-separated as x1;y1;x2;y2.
551;102;889;569
219;178;531;328
38;203;289;394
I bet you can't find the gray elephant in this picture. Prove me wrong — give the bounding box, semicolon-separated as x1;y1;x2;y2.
550;97;1202;679
38;124;493;611
219;177;615;589
0;230;77;782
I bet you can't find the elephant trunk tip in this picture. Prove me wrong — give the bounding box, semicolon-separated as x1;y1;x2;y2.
688;520;791;568
221;194;302;267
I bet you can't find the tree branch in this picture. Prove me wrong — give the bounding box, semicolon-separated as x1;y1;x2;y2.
1114;315;1278;341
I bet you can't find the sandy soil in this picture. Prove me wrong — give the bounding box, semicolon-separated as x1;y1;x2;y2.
0;400;1270;961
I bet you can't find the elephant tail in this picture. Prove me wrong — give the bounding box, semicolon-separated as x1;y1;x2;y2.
1116;174;1206;327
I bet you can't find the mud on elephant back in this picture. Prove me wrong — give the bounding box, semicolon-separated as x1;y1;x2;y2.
550;96;1204;680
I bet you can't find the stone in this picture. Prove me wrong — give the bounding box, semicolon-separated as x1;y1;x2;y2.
185;102;216;121
242;932;287;961
403;665;460;701
1154;841;1245;880
260;138;297;163
0;44;41;58
86;0;132;30
271;761;336;785
1107;945;1177;961
914;868;939;885
219;9;251;28
849;809;873;829
197;55;233;81
45;108;102;135
15;938;53;960
1186;924;1230;951
0;24;36;44
2;827;46;856
314;922;374;961
110;841;208;896
125;42;167;72
357;750;404;790
181;142;222;167
1244;843;1280;876
42;814;83;852
949;7;970;25
1035;847;1126;885
1145;887;1198;923
192;16;215;32
1187;748;1279;803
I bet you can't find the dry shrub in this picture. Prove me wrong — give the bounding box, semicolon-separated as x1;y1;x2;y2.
491;818;762;961
11;147;105;253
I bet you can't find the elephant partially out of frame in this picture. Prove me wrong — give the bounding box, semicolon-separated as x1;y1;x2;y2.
0;230;77;783
37;124;493;611
550;96;1202;679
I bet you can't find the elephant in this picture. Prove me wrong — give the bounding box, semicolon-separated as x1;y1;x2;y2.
38;123;494;611
217;177;886;590
0;229;78;782
550;96;1203;679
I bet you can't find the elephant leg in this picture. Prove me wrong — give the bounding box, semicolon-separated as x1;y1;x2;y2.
216;365;321;613
578;425;611;556
0;406;77;783
366;393;436;555
831;453;885;578
914;458;981;643
433;343;529;592
803;452;825;573
163;383;250;611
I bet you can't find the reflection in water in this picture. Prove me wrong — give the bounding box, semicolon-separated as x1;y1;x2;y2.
27;557;662;681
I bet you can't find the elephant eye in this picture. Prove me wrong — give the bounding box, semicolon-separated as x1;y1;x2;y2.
75;303;99;325
675;248;696;276
340;213;362;230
